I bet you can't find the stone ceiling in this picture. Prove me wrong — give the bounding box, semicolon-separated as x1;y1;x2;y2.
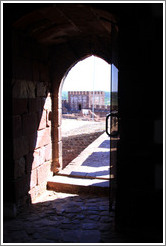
13;4;118;46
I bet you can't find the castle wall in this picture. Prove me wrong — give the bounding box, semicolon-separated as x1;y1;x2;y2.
68;91;105;111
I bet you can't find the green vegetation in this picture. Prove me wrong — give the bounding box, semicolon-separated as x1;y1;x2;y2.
104;91;110;105
62;91;68;100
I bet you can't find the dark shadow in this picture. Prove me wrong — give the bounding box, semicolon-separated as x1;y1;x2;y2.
71;170;110;178
86;170;110;177
99;140;110;148
4;91;48;218
110;138;119;148
3;193;162;243
81;152;110;167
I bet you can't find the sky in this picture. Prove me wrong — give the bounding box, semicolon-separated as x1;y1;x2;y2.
62;55;118;92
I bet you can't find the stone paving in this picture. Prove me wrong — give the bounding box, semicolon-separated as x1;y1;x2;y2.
47;132;112;196
3;191;126;243
59;132;111;179
3;122;122;243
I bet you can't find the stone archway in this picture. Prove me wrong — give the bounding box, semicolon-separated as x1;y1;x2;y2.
51;51;116;174
4;3;163;241
8;4;118;207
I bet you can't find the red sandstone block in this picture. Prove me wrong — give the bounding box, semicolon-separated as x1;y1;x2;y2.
28;133;37;151
29;181;47;202
31;147;45;170
45;143;52;161
13;136;29;160
22;113;38;136
58;110;62;126
46;111;51;127
40;146;47;163
58;141;62;158
30;169;37;189
44;96;51;111
35;127;51;149
53;126;62;142
38;110;47;130
13;99;28;115
37;161;52;185
32;149;40;169
25;152;34;173
13;115;22;138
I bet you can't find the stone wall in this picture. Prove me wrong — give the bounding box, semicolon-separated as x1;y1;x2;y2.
68;91;105;112
12;32;53;207
62;131;104;169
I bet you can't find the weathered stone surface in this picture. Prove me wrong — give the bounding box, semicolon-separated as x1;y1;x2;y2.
38;110;47;130
45;144;52;161
14;175;30;200
62;230;80;243
44;95;51;111
37;161;52;185
3;190;118;243
30;169;37;189
28;98;37;112
35;128;51;149
32;149;40;169
79;230;101;243
46;111;51;127
52;126;62;143
82;222;98;230
41;228;62;241
13;115;22;138
13;99;28;115
29;181;47;201
99;223;111;231
28;133;37;151
13;136;29;159
22;113;38;136
13;80;36;98
88;215;100;221
14;157;26;179
100;216;113;223
37;82;47;97
64;206;82;213
100;210;110;216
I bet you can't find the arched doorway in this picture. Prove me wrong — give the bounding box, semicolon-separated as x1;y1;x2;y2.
49;55;119;205
60;55;111;170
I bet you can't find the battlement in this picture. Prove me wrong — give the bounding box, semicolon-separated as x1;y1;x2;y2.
68;91;106;112
68;91;104;95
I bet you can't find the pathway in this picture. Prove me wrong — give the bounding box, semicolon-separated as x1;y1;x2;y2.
47;132;112;195
3;191;122;243
3;132;123;243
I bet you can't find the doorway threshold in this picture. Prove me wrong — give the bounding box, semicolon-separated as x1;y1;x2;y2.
47;133;111;196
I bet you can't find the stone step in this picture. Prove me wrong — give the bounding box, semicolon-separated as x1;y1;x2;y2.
47;175;110;196
55;172;111;180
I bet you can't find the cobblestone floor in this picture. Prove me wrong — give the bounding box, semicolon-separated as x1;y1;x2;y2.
3;191;126;243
